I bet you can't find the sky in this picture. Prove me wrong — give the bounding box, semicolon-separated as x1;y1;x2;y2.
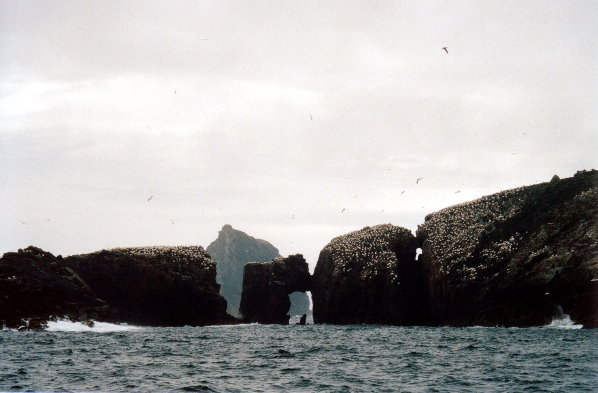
1;1;597;272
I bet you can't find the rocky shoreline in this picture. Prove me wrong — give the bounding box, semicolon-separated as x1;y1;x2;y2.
2;170;596;329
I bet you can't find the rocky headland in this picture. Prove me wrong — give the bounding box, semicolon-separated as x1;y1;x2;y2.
312;224;429;325
0;246;118;330
239;254;311;324
416;170;598;328
65;246;233;326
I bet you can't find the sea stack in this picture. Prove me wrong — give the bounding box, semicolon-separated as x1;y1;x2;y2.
207;225;281;317
311;224;429;325
207;224;310;318
239;254;311;324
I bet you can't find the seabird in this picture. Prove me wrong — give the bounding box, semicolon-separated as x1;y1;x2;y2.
401;191;405;194
455;190;461;193
148;196;153;201
310;114;313;122
442;47;448;54
416;178;423;184
342;208;346;213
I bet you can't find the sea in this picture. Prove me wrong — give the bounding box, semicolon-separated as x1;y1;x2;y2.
1;315;596;392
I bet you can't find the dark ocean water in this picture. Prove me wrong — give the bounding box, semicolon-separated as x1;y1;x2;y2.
1;319;596;392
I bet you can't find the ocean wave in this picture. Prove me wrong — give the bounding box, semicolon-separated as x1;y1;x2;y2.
545;314;583;329
45;319;141;333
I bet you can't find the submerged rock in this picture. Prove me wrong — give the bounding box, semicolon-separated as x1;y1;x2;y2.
65;245;233;326
417;170;598;328
239;254;311;324
312;224;429;325
0;246;117;330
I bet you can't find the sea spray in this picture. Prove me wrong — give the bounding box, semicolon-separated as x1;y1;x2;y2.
545;306;583;329
45;319;141;333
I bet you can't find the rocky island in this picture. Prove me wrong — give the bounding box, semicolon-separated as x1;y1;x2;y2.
239;254;311;324
206;224;282;317
64;246;233;326
312;224;429;325
0;246;117;330
416;170;598;328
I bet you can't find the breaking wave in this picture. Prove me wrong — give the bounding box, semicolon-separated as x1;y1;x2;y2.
45;319;141;333
545;307;583;329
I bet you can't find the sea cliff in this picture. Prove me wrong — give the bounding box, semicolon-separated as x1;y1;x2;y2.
65;246;233;326
416;170;598;327
0;246;117;330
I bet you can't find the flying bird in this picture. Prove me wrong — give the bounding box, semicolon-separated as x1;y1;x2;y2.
416;178;423;184
455;190;461;193
171;220;175;225
20;221;28;225
148;196;153;201
442;47;448;54
342;208;346;213
401;190;405;194
310;114;313;122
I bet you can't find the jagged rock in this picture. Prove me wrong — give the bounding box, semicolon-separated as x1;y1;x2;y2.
239;254;311;324
312;224;428;325
416;170;598;328
206;225;282;317
0;246;117;330
65;246;234;326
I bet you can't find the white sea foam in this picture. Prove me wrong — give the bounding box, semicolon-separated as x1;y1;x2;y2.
45;319;141;332
545;314;583;329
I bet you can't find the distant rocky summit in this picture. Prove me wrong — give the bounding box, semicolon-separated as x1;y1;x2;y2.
312;224;429;325
65;246;233;326
417;170;598;327
207;224;309;318
239;254;311;324
0;246;117;330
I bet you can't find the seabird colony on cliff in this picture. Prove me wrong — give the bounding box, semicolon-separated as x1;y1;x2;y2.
97;245;214;270
419;186;529;282
322;224;413;285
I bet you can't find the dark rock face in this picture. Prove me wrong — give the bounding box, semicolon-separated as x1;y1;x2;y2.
239;254;311;324
206;225;283;317
416;170;598;328
65;246;233;326
0;246;117;330
312;224;429;325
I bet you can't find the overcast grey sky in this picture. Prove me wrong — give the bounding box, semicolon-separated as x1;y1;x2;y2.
1;1;596;271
